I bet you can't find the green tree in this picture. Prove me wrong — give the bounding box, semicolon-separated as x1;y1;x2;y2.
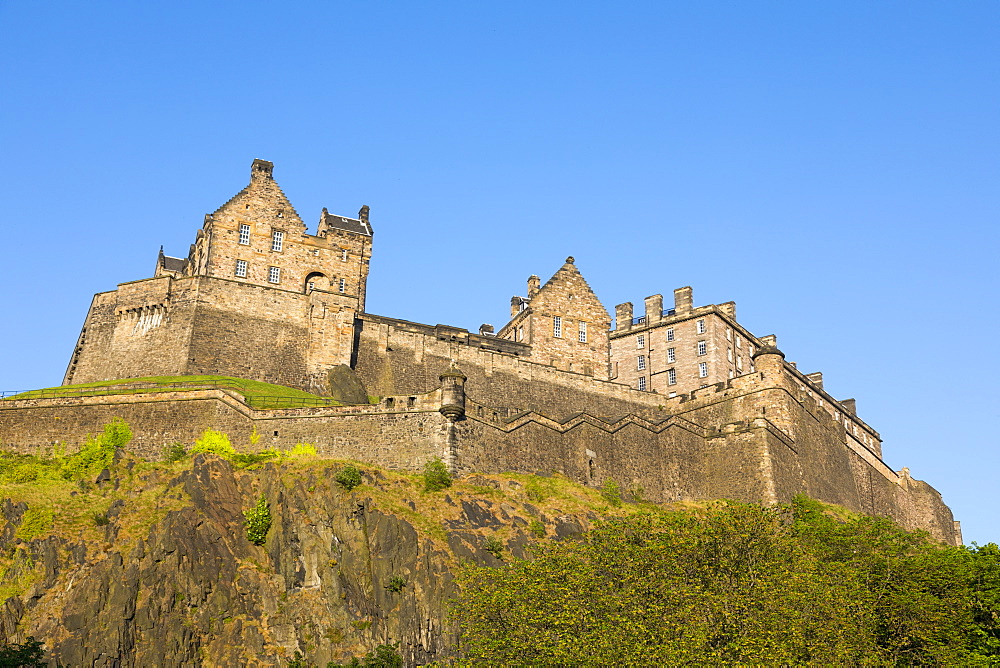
422;458;451;492
244;494;272;546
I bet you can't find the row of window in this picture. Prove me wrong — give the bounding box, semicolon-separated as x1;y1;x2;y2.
234;260;345;292
237;224;351;260
638;319;707;348
552;316;588;343
636;362;709;391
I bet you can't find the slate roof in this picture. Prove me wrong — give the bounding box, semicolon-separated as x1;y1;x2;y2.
322;210;372;236
161;256;188;272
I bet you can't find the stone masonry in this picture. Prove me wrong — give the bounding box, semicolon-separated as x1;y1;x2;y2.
0;160;961;546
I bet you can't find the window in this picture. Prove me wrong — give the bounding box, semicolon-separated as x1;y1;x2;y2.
697;340;707;356
698;362;708;378
736;356;743;370
341;248;348;261
667;347;676;363
728;370;734;379
727;348;733;362
307;280;315;292
271;230;284;252
736;337;743;349
666;327;675;341
338;278;346;293
268;266;280;283
726;327;732;341
578;321;587;343
553;316;562;338
238;224;251;245
637;355;646;370
637;376;646;391
696;319;706;334
517;326;523;341
667;368;677;385
235;260;247;278
637;334;645;349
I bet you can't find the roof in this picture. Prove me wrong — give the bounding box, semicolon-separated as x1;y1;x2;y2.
160;256;187;272
321;210;372;236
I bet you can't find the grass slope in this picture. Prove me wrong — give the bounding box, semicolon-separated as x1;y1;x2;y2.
4;375;339;409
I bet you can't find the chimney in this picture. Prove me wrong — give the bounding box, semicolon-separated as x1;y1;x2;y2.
805;372;824;389
527;275;540;299
615;302;633;331
644;294;663;324
251;159;274;181
674;286;693;314
841;398;857;415
719;301;736;319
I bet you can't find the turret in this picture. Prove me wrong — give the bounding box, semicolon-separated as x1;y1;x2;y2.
439;366;467;421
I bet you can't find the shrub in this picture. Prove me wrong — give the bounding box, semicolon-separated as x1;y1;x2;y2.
528;519;546;538
336;465;363;491
61;418;132;480
333;642;403;667
0;636;44;667
285;443;317;457
190;429;236;459
16;507;54;541
249;425;262;447
231;449;280;469
385;574;406;593
244;495;272;546
163;442;187;463
92;512;110;526
600;479;622;507
423;458;451;492
483;535;504;560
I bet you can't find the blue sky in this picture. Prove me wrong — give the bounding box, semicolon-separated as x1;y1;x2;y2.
1;2;997;543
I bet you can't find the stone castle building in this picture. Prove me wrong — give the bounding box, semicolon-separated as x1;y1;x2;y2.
0;161;961;545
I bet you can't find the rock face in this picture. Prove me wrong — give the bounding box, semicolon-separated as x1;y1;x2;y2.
0;456;583;666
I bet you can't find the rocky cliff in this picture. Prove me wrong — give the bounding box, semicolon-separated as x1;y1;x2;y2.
0;454;601;666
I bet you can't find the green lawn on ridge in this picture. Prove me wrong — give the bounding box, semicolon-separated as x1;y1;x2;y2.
3;375;340;409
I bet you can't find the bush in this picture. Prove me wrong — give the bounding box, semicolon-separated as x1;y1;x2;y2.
163;442;187;463
16;507;54;541
190;429;236;459
0;636;45;667
244;495;272;546
336;465;363;491
332;642;404;667
62;418;132;480
285;443;317;457
483;536;504;560
423;458;451;492
385;574;406;593
600;479;622;507
528;519;546;538
92;512;110;526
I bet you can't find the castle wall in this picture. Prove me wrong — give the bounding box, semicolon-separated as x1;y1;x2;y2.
354;314;664;420
65;275;357;393
0;390;448;469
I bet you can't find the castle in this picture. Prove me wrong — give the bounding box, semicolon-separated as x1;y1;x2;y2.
0;160;961;545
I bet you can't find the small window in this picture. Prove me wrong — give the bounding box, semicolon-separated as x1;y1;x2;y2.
666;327;675;342
696;319;706;334
271;230;284;252
637;334;645;349
238;224;251;245
727;348;733;362
338;278;346;293
578;321;587;343
736;337;743;349
341;248;348;261
726;327;732;341
667;347;676;363
698;362;708;378
728;370;734;379
637;355;646;370
517;326;523;341
553;316;562;338
637;376;646;391
736;356;743;370
235;260;248;278
667;368;676;385
268;266;280;284
697;340;707;356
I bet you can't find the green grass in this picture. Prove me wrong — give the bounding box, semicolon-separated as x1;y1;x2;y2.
4;375;340;409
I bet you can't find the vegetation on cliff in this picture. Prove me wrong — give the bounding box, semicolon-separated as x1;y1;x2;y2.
454;496;1000;665
0;420;995;665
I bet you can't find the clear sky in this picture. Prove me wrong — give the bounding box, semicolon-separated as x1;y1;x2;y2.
1;2;997;543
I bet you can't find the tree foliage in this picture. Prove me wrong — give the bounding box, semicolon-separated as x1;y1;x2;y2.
453;496;1000;665
423;458;451;492
244;494;272;546
0;636;45;667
